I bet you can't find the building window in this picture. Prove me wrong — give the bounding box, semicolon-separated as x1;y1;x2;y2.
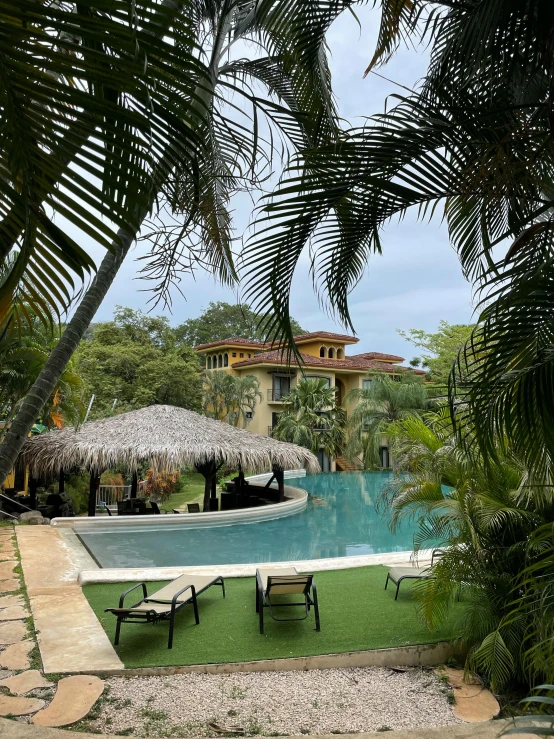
245;411;253;420
232;352;237;358
328;347;335;358
362;379;372;390
248;353;251;358
319;346;326;357
207;356;212;369
273;375;291;400
336;348;344;359
240;353;244;358
224;353;228;367
218;354;223;368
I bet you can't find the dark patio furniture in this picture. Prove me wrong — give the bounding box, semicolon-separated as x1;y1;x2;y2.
255;567;320;634
105;573;226;649
187;503;201;513
384;566;432;600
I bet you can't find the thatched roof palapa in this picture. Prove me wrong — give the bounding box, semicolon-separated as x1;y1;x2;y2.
22;405;320;476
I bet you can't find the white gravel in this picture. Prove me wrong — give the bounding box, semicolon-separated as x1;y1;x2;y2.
90;667;460;737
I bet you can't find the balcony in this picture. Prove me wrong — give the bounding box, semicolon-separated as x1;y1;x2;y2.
267;389;289;402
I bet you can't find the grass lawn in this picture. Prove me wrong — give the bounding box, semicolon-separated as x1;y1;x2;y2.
159;473;207;512
83;566;461;668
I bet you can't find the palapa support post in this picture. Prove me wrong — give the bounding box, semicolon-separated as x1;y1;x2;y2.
58;467;65;494
29;477;38;510
88;470;100;517
237;463;246;496
273;465;285;502
130;471;138;499
196;460;217;512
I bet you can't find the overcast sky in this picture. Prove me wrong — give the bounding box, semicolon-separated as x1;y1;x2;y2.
85;5;474;361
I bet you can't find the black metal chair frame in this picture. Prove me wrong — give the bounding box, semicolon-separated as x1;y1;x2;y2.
106;576;225;649
385;569;432;600
255;572;320;634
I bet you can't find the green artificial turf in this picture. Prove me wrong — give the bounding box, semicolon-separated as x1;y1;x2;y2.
84;566;461;668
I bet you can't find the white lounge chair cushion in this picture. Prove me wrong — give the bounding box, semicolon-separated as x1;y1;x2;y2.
257;567;312;595
387;566;431;583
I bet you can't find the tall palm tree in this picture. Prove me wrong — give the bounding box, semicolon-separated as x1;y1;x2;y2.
0;0;201;329
345;375;427;469
381;410;554;692
203;371;262;426
0;0;352;486
272;378;346;459
241;0;554;477
229;376;263;428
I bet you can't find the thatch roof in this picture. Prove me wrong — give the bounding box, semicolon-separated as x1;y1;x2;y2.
22;405;320;476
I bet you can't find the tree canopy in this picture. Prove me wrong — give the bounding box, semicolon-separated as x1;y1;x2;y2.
175;302;304;347
398;321;474;385
77;308;202;418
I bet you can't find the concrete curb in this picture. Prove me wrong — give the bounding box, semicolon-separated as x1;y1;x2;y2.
0;719;511;739
72;640;465;678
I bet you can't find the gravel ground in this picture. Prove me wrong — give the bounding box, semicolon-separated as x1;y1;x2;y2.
88;667;460;737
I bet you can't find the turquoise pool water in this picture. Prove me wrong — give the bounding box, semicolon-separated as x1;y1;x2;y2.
78;471;417;568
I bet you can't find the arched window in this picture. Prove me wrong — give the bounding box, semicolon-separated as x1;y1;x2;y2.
224;353;229;367
218;354;223;368
207;356;212;369
319;346;326;358
328;347;335;358
336;348;344;359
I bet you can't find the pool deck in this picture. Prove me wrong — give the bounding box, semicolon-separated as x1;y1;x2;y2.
18;525;434;675
16;526;124;674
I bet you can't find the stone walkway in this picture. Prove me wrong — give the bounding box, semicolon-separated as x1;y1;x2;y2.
0;525;106;728
16;526;122;673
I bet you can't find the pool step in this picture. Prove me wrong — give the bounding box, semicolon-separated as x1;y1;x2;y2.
335;456;362;472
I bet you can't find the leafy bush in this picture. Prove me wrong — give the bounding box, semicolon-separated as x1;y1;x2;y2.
382;411;554;692
143;469;182;502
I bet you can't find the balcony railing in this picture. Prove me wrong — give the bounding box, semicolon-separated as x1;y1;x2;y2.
267;389;289;402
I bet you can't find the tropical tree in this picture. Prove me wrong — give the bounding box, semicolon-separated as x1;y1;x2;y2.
240;0;554;478
203;371;262;427
345;375;427;468
0;316;84;432
272;378;346;459
76;309;202;418
398;322;475;386
381;411;554;692
0;0;351;486
175;301;304;347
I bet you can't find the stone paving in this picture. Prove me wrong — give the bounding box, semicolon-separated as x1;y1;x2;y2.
0;525;105;728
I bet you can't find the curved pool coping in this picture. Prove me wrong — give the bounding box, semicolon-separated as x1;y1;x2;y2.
51;483;307;530
77;548;433;585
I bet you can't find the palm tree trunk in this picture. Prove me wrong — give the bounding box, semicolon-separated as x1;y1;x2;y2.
0;222;137;485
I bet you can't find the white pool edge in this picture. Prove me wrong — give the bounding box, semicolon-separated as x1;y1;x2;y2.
78;548;433;584
52;482;307;529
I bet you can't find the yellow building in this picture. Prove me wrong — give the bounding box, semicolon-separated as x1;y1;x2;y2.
195;331;425;471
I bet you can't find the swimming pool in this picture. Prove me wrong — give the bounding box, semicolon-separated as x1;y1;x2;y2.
76;471;418;568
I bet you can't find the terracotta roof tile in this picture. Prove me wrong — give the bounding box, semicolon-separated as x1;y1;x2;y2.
232;350;425;374
194;337;267;351
351;351;405;362
292;331;359;344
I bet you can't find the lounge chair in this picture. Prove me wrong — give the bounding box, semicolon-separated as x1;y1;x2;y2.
187;503;201;513
385;566;432;600
105;574;225;648
255;567;320;634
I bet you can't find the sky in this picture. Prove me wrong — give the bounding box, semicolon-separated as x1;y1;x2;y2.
84;5;474;362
